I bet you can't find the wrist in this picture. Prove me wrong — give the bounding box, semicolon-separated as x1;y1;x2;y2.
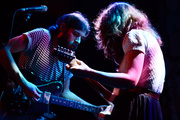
86;68;96;79
15;72;28;88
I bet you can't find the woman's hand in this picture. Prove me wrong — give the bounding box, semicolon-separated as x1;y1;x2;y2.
66;59;92;78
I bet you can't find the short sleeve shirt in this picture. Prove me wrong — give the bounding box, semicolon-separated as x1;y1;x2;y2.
122;29;165;93
18;28;73;82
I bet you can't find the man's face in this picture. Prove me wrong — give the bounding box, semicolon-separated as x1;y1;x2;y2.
58;28;86;50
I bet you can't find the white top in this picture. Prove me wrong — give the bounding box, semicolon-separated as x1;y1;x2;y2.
122;29;165;93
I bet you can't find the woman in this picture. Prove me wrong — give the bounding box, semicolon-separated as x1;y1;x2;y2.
67;2;165;120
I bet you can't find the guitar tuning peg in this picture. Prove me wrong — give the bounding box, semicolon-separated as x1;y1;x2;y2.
68;49;71;53
58;46;63;51
69;50;73;55
72;51;75;55
57;45;61;50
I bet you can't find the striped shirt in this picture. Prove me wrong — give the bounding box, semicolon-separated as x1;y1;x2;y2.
18;28;73;82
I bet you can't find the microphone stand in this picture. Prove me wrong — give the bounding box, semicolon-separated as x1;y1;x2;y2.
13;13;32;36
0;10;32;50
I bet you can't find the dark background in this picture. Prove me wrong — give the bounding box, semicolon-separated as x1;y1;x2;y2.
1;0;180;119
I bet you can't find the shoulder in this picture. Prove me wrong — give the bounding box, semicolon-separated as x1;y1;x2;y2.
123;29;148;54
29;28;50;35
23;28;51;50
123;29;150;45
41;28;50;36
124;29;147;42
24;28;51;42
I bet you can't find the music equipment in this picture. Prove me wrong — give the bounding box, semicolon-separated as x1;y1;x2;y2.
17;5;48;12
52;46;115;119
1;70;102;117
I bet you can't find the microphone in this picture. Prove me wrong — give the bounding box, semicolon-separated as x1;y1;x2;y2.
18;5;48;12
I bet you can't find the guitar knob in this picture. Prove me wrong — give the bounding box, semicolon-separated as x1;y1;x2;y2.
57;86;60;89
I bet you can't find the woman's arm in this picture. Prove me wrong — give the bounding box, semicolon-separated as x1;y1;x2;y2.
67;50;144;89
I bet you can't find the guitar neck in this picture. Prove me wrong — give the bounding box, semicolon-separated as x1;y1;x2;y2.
84;78;115;102
50;95;101;113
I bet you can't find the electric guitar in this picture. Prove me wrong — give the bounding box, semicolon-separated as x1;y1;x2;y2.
52;46;115;119
1;69;102;118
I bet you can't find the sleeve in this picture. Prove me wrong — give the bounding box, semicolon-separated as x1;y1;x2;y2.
122;30;147;54
23;28;50;51
67;72;73;80
64;69;73;81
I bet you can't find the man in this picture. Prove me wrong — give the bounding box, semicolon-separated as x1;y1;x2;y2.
0;11;101;119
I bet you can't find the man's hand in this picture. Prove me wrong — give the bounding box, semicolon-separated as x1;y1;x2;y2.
99;105;108;111
21;81;43;101
98;102;114;120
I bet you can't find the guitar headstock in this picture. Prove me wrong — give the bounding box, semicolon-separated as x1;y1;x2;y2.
52;46;76;64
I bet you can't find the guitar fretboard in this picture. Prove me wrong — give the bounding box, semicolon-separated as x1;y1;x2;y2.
50;95;101;113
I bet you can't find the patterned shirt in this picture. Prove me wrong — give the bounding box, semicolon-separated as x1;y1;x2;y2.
18;28;73;83
122;29;165;93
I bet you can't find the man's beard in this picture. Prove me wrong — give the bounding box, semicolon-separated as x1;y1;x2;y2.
58;33;78;51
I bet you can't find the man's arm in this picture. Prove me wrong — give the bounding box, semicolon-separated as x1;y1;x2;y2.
0;34;42;101
61;79;96;106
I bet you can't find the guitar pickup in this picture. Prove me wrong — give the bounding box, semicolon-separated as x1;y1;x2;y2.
43;91;51;104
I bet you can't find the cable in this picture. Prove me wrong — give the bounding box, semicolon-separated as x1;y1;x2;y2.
0;10;32;50
0;10;18;50
9;10;18;40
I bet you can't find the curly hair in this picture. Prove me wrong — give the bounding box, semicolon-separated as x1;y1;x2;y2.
93;2;162;63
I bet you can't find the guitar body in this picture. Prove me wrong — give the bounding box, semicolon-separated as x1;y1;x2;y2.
1;46;113;119
1;70;63;115
52;46;116;119
21;69;63;96
1;69;102;118
28;81;63;114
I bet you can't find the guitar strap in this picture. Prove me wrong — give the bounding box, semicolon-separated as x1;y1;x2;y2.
61;62;66;93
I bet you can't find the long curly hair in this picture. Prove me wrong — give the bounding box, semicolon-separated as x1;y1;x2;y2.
93;2;162;64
